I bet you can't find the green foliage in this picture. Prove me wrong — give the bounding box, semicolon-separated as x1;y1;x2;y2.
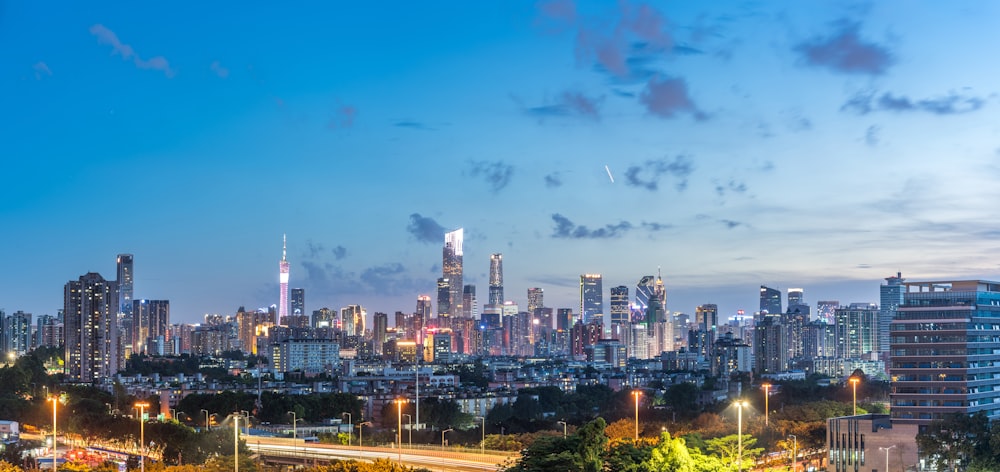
647;432;694;472
662;383;700;420
917;411;992;471
705;434;763;471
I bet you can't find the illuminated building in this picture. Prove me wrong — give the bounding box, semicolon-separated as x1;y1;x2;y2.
580;274;603;324
527;287;544;313
834;303;878;359
489;253;504;306
373;312;388;354
291;288;305;316
442;228;464;319
817;300;839;325
64;272;120;382
463;285;477;319
879;272;904;355
609;286;629;326
133;299;169;355
341;305;365;337
6;311;32;357
278;235;290;325
116;254;134;349
759;285;781;315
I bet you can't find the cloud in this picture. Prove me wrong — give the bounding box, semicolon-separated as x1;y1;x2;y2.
526;91;602;121
714;179;748;197
327;105;357;129
407;213;445;244
33;62;52;80
332;245;347;260
394;120;432;130
795;21;892;75
536;0;577;32
551;213;633;239
359;263;423;296
89;24;175;77
640;76;705;119
544;172;563;188
624;155;694;191
720;219;745;229
210;60;229;78
842;90;987;115
303;240;325;259
641;221;672;231
466;160;514;193
865;125;881;146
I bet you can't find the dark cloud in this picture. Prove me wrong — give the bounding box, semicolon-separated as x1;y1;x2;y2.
795;22;892;75
394;120;432;130
526;91;602;121
624;155;694;191
865;125;881;147
641;222;672;231
720;219;744;229
360;263;422;296
551;213;633;239
332;245;347;260
640;76;705;120
842;90;987;115
303;240;325;259
466;160;514;193
407;213;445;243
544;172;563;188
328;105;357;129
714;179;748;197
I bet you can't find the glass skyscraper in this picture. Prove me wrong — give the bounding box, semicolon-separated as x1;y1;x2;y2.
759;285;781;315
580;274;603;324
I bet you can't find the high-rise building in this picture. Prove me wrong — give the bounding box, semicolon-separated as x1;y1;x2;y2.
134;299;169;355
278;235;290;325
373;312;388;355
760;285;781;315
416;295;432;320
291;288;305;316
36;314;63;349
817;300;839;325
879;272;904;355
341;305;365;337
787;288;804;307
436;278;451;320
312;307;336;328
636;276;656;313
695;304;718;332
609;286;629;326
116;253;134;329
64;272;120;383
527;288;544;313
442;228;464;319
580;274;603;324
890;280;1000;425
6;311;31;357
463;285;477;319
753;314;786;374
489;253;504;306
834;303;878;359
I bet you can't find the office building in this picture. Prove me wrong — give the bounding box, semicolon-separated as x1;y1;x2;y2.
817;300;839;325
462;285;477;319
116;254;134;338
834;303;878;359
64;272;120;383
489;253;503;306
760;285;781;315
890;280;1000;425
753;314;785;374
580;274;603;324
442;228;464;319
341;305;365;337
527;288;544;314
6;311;31;357
278;235;290;325
436;278;451;320
291;288;305;316
133;299;170;355
609;286;629;326
879;272;904;355
373;312;388;354
312;307;336;328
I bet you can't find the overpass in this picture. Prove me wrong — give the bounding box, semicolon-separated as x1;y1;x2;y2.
248;436;516;472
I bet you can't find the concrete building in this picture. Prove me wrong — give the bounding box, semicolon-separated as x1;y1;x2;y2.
826;414;918;472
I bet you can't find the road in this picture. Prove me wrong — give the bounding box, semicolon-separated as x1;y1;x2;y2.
248;436;514;472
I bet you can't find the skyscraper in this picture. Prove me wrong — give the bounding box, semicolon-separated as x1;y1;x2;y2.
759;285;781;315
416;295;432;320
134;299;170;355
6;311;31;357
64;272;120;382
341;305;365;337
489;253;503;306
436;278;451;320
609;286;629;325
116;253;134;326
373;312;388;354
890;280;1000;425
636;276;656;313
291;288;305;316
442;228;464;319
278;235;290;325
834;303;878;359
527;288;544;313
787;288;804;307
879;272;904;355
580;274;603;324
817;300;839;325
463;285;477;319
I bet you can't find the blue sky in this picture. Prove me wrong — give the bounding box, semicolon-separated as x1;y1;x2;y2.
4;1;1000;325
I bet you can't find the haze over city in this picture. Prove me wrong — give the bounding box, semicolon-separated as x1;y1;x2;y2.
4;1;1000;324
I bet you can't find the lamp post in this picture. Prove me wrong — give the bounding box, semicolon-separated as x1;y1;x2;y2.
735;400;748;472
403;414;413;449
287;411;298;440
788;434;797;471
201;409;211;431
359;421;371;449
880;445;896;472
849;377;860;415
442;428;453;448
341;413;352;447
135;402;150;472
233;414;239;472
632;390;642;442
557;420;567;438
475;416;484;455
49;396;57;472
395;399;406;464
761;383;771;427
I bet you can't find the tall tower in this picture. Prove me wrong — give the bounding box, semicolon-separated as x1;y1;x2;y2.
279;235;290;325
527;288;544;313
442;229;464;319
759;285;781;315
116;254;134;320
879;272;904;354
489;253;504;305
609;286;629;325
580;274;603;324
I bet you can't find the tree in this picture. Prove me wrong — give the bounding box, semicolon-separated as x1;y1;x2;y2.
575;418;607;472
663;383;700;419
646;431;695;472
706;434;763;471
917;411;991;471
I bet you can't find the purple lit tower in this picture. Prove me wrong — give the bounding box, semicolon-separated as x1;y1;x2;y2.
279;235;290;325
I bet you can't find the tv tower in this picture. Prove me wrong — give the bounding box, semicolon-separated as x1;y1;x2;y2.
279;234;289;324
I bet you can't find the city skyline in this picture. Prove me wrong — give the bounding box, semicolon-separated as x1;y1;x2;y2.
5;2;1000;323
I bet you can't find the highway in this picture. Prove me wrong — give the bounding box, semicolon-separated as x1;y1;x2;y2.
248;436;515;472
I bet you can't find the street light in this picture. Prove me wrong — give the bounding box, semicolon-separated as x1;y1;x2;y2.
557;420;567;438
233;414;239;472
201;409;211;431
474;416;484;455
442;428;454;448
880;445;896;472
632;390;642;442
849;377;860;416
395;398;407;464
735;400;749;472
287;411;299;439
761;383;771;427
358;421;372;449
788;434;797;471
49;396;57;472
341;413;352;447
134;402;150;472
403;414;413;449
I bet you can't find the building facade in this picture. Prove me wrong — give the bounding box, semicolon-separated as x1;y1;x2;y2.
64;272;120;383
